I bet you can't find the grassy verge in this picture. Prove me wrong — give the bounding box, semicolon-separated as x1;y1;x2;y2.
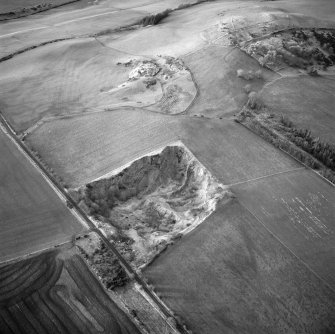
235;107;335;185
76;233;129;290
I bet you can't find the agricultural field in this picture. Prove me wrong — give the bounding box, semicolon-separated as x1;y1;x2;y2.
0;129;83;262
95;0;225;57
1;0;335;333
232;168;335;289
0;7;147;58
144;199;335;334
260;76;335;145
0;248;140;333
26;108;180;188
26;112;300;188
179;116;301;185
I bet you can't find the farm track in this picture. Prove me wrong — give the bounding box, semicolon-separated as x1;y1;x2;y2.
227;166;305;187
22;104;186;139
0;109;184;334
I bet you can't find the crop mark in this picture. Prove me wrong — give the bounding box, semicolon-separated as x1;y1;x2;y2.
238;200;335;295
227;166;305;187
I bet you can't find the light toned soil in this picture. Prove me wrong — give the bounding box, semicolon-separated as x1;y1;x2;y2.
106;56;197;114
73;145;227;268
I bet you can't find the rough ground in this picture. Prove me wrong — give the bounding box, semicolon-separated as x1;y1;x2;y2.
72;145;227;268
109;56;196;113
1;0;335;333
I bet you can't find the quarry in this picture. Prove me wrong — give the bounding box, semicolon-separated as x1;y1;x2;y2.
72;144;227;268
1;1;335;333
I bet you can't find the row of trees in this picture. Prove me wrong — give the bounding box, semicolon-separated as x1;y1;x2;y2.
279;118;335;171
239;114;335;184
138;9;172;26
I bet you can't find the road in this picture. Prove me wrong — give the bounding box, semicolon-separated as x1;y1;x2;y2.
0;112;185;334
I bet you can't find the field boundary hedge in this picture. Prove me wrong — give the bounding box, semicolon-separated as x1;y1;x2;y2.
235;109;335;186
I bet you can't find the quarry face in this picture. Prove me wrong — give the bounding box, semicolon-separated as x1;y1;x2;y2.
73;144;227;268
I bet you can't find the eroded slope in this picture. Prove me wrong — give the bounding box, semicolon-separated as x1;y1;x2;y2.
72;145;227;268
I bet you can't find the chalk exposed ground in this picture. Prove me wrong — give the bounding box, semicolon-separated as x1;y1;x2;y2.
73;145;226;268
1;0;335;333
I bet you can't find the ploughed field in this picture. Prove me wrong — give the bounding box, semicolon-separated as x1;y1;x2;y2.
1;0;335;333
26;108;180;188
0;129;83;262
144;199;335;334
0;249;139;334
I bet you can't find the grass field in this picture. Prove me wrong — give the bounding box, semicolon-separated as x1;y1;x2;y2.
144;199;335;334
0;36;196;133
0;129;83;262
232;168;335;290
182;46;279;118
0;38;135;133
26;111;300;188
0;7;148;59
260;76;335;145
96;0;222;57
0;248;140;333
